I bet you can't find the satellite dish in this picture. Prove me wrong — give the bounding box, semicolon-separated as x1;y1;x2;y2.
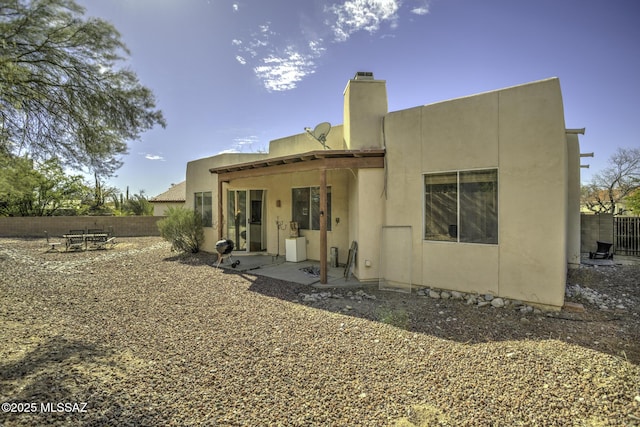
305;122;332;149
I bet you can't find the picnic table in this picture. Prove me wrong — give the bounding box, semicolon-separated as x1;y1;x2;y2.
62;230;115;251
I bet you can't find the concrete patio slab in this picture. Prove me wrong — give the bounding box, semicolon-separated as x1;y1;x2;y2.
216;253;367;288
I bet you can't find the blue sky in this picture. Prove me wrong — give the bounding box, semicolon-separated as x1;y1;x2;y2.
76;0;640;197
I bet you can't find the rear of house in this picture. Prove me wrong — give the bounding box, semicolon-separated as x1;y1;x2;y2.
185;73;583;308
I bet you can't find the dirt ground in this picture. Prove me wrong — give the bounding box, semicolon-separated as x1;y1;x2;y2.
297;262;640;365
1;237;639;426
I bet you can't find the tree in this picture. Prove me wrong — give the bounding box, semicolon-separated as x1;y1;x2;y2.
0;0;166;177
627;189;640;215
582;147;640;214
0;154;86;216
122;190;153;216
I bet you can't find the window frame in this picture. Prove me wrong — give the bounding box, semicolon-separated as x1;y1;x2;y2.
291;186;332;231
423;168;498;244
194;191;213;227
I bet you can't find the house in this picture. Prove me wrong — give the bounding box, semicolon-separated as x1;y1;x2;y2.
149;181;186;216
185;73;583;309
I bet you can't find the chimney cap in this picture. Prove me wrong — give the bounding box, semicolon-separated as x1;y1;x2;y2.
354;71;374;80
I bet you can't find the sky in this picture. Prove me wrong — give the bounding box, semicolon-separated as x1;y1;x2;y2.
75;0;640;198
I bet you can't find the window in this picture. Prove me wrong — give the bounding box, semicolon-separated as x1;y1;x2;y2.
292;187;331;231
194;191;212;227
424;169;497;244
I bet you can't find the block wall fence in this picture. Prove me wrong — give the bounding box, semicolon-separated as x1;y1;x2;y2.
580;213;613;253
0;214;619;252
0;216;165;238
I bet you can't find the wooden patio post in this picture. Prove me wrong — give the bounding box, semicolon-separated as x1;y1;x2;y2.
217;178;224;240
319;168;328;284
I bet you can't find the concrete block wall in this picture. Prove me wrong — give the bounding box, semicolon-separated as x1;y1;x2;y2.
580;213;613;253
0;216;165;238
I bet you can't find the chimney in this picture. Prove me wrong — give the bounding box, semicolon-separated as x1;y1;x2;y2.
343;72;387;149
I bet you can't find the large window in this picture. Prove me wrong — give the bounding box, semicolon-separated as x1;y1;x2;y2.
424;169;497;244
194;191;213;227
292;187;331;231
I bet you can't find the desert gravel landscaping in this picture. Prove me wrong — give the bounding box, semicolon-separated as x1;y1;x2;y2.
1;237;639;426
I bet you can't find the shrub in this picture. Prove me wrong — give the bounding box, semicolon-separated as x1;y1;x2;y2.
157;207;205;253
377;307;410;329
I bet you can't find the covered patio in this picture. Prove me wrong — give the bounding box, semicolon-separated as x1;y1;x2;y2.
210;149;385;284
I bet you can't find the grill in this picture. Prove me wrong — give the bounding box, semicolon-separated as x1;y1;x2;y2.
215;239;240;268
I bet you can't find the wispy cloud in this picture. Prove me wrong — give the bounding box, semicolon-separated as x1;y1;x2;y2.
411;5;429;15
218;135;262;154
234;22;325;92
233;1;428;91
254;44;324;92
218;148;240;154
144;153;165;161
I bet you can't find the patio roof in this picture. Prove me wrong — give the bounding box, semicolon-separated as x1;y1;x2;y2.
209;148;386;285
209;149;385;181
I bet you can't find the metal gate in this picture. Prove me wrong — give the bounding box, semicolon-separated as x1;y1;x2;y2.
615;217;640;256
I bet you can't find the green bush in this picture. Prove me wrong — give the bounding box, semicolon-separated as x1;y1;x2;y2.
157;207;205;253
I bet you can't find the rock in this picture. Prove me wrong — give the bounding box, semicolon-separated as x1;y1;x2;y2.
440;291;451;300
429;290;441;299
563;302;585;313
491;298;505;308
450;291;464;300
302;294;318;302
484;294;494;301
520;317;530;324
478;301;490;308
466;296;477;305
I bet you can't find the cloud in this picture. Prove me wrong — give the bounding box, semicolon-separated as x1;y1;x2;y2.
254;45;322;91
232;3;239;12
144;154;165;161
411;5;429;15
217;148;240;154
232;1;428;91
327;0;401;42
234;21;324;92
219;135;261;154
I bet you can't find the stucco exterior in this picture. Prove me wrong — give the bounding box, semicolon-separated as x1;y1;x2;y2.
185;73;582;308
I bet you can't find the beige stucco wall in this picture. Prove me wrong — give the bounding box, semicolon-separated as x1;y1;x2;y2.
186;153;268;252
223;169;351;263
383;78;569;307
269;125;345;155
347;169;385;281
343;79;387;150
152;202;184;216
566;133;582;268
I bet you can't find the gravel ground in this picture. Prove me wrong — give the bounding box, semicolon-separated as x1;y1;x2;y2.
0;237;639;426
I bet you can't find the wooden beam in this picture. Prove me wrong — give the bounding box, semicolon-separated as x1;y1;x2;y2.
217;178;224;240
319;168;327;284
216;156;384;182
